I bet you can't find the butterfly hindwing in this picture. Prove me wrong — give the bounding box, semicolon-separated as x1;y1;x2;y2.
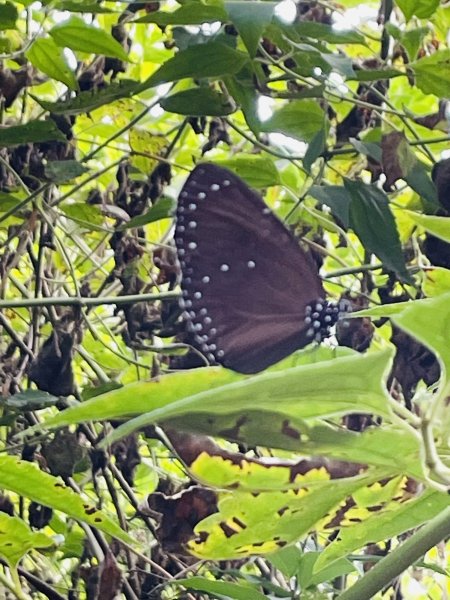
175;163;327;373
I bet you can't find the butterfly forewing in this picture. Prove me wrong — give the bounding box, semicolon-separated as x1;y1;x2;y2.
175;163;326;373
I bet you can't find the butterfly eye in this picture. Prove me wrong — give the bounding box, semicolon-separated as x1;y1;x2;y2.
175;163;341;373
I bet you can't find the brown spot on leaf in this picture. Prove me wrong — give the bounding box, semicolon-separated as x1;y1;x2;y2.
367;505;383;512
220;521;238;538
277;506;289;517
84;507;96;516
196;531;209;543
281;420;300;440
219;415;249;440
324;498;355;529
232;516;246;529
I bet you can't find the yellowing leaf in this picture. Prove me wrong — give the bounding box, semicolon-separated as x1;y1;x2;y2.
129;129;167;174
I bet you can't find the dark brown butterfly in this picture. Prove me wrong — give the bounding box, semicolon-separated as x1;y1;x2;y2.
174;164;340;374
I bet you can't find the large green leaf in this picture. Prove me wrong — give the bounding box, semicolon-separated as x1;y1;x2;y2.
345;179;411;281
356;293;450;378
270;546;356;588
224;65;261;134
406;211;450;243
140;42;248;89
0;456;133;545
308;185;351;228
0;120;66;146
381;131;437;204
117;197;175;230
53;0;114;12
0;513;53;567
32;80;140;115
411;49;450;97
60;203;105;231
0;1;17;29
226;1;276;57
160;87;235;116
45;160;89;183
169;419;422;482
213;155;281;188
396;0;440;21
289;21;366;45
391;292;450;378
176;576;268;600
261;100;328;143
25;37;77;90
50;16;131;61
135;4;227;24
41;349;394;442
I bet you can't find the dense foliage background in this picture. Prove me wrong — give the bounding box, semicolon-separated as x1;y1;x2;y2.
0;0;449;598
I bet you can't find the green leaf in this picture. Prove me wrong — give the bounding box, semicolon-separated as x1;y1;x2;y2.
290;21;366;45
303;128;327;172
351;67;404;82
0;455;133;545
25;37;77;90
386;24;430;61
226;1;276;57
411;49;450;97
224;65;261;134
0;513;54;567
261;100;328;143
269;546;303;578
405;162;438;205
315;489;449;571
422;267;450;298
0;120;66;146
140;42;248;89
168;417;421;480
406;211;450;243
60;203;105;231
350;139;382;163
45;160;89;183
212;155;281;188
381;131;437;205
345;179;411;282
0;390;58;411
321;53;355;78
396;0;440;21
41;349;394;435
117;197;175;230
0;1;17;29
53;0;114;12
390;292;450;377
129;129;167;174
176;576;268;600
160;87;235;116
296;552;356;588
0;192;24;213
31;80;140;115
308;185;351;228
50;16;131;61
135;4;227;24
